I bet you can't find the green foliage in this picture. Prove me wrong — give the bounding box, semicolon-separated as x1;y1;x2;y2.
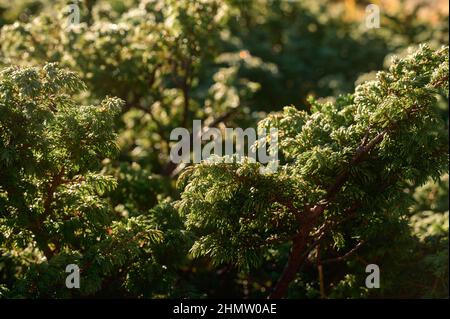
0;64;187;297
383;175;449;298
178;161;299;271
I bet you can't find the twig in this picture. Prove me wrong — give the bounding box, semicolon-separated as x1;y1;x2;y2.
320;241;365;264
